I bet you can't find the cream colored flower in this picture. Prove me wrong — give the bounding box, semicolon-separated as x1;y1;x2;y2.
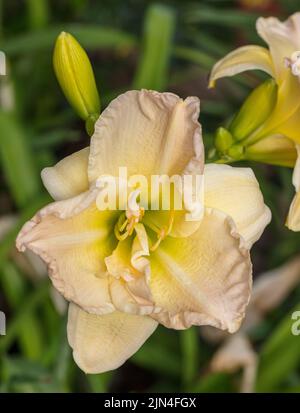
16;90;270;374
209;12;300;142
209;13;300;231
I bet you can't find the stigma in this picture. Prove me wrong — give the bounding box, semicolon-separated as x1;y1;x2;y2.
285;51;300;76
114;190;145;241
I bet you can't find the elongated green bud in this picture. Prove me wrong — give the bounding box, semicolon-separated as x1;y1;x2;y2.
53;32;100;125
229;79;277;141
245;134;297;167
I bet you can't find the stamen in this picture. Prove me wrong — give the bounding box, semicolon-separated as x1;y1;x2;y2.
114;207;145;242
114;224;130;241
167;210;175;234
150;211;175;252
118;215;128;232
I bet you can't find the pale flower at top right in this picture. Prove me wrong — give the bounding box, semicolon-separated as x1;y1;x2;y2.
209;12;300;231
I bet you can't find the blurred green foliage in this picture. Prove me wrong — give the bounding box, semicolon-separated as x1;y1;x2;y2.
0;0;300;393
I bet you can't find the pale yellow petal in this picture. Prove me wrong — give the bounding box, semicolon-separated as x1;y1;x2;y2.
287;145;300;231
256;13;300;82
41;148;89;201
204;164;271;248
16;189;118;313
252;72;300;141
109;277;155;315
88;90;203;180
105;224;154;315
292;144;300;192
105;223;149;281
209;45;275;87
275;104;300;144
143;173;204;239
149;208;252;333
131;223;150;273
105;237;136;281
287;184;300;231
67;303;158;374
144;210;201;239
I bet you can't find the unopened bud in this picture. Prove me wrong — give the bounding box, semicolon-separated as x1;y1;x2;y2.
227;144;244;160
53;32;100;123
214;127;233;154
245;134;297;167
229;79;277;141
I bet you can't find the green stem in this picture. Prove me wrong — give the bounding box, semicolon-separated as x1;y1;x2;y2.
180;327;199;391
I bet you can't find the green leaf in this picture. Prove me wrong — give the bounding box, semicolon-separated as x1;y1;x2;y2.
191;372;233;393
0;280;49;355
132;327;181;378
185;7;258;27
1;356;61;393
256;304;300;392
133;4;176;91
52;317;71;389
174;46;215;70
1;261;44;360
2;25;137;57
26;0;50;30
0;111;41;208
0;193;50;266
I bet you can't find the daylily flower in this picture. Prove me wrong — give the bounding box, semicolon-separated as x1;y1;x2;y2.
209;13;300;231
16;90;270;374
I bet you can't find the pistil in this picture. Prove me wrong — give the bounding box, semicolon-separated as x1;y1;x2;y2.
285;51;300;76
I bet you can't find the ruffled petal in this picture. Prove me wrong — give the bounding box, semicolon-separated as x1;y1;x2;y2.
209;45;275;87
16;189;118;313
256;13;300;82
67;303;158;374
41;148;89;201
105;224;155;315
88;90;203;181
204;164;271;248
149;208;252;333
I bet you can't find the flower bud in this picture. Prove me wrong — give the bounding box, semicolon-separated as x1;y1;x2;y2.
214;127;233;154
227;144;245;160
245;134;297;167
229;78;277;141
53;32;100;123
